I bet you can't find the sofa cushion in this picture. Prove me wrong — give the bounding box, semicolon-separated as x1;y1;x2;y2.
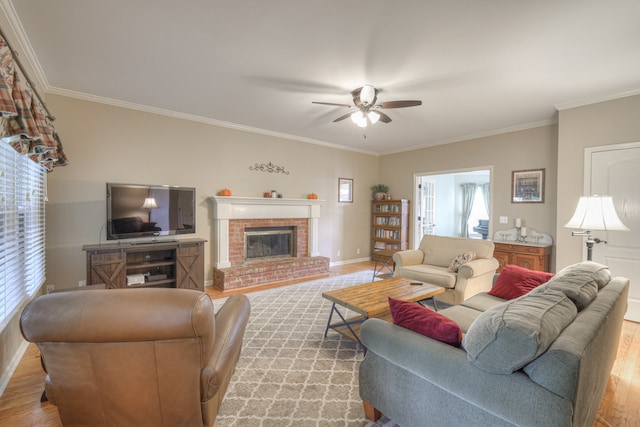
419;235;494;268
396;265;457;289
488;264;554;300
448;252;477;272
542;261;610;310
462;289;577;374
389;297;462;347
437;304;484;334
460;292;507;312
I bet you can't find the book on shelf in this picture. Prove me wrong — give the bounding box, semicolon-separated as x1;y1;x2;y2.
374;241;400;250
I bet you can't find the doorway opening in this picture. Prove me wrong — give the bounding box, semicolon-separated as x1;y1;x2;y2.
414;168;491;247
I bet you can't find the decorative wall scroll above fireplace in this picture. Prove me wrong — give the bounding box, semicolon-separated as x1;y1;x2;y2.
249;161;290;175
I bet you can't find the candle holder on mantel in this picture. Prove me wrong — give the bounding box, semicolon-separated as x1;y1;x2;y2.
518;227;528;243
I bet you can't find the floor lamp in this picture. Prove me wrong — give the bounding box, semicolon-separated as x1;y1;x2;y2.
564;196;629;261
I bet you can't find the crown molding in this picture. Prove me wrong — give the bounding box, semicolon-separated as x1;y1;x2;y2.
46;86;380;156
554;88;640;111
380;118;558;155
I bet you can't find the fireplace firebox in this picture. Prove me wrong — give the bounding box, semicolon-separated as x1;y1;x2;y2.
245;226;295;260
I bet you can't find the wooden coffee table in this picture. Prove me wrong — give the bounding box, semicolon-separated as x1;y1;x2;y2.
322;276;444;349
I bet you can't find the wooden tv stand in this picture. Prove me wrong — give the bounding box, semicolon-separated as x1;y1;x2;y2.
82;238;206;291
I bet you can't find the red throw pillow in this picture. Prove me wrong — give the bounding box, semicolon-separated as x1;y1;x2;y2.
388;297;462;347
489;264;554;300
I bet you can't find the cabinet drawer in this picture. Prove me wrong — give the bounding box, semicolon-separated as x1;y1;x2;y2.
495;243;547;255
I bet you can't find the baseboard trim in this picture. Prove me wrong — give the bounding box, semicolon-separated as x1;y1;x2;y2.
0;340;29;398
330;256;371;267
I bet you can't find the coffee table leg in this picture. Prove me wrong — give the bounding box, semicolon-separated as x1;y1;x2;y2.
324;302;367;349
324;302;337;338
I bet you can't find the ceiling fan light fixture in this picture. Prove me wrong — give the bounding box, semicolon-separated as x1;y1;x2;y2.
368;111;380;124
360;85;376;105
351;111;367;127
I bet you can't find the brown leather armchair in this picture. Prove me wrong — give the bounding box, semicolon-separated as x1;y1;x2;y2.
20;288;250;426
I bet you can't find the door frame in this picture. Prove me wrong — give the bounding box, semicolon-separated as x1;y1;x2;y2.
412;166;493;249
584;140;640;321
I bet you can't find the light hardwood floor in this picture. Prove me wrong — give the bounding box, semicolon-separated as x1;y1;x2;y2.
0;261;638;426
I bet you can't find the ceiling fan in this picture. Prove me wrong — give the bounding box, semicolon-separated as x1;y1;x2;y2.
312;84;422;127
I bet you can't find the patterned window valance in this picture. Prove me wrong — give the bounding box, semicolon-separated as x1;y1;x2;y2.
0;31;68;171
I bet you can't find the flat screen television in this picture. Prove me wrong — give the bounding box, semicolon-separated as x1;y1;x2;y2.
106;183;196;240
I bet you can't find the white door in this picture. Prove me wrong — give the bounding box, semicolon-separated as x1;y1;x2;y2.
587;142;640;322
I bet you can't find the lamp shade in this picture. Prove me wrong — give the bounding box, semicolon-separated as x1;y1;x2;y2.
564;196;629;231
141;197;158;209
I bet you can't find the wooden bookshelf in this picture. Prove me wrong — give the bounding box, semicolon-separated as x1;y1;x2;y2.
371;199;410;263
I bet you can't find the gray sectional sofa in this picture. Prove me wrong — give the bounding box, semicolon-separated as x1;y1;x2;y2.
359;262;629;427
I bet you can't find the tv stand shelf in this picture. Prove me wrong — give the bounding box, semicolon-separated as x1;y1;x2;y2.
82;238;206;291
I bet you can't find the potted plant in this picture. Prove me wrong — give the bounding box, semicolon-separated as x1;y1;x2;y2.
371;184;390;200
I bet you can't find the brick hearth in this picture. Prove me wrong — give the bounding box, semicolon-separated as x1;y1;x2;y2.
213;256;329;290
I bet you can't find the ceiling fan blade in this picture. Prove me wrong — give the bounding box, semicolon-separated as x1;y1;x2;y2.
377;112;392;123
377;100;422;109
312;101;353;108
333;112;353;122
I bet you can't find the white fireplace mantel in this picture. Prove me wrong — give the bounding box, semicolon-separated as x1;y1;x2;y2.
210;196;324;268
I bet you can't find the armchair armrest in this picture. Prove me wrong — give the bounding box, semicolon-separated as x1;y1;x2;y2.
392;249;424;269
458;257;500;279
201;294;251;400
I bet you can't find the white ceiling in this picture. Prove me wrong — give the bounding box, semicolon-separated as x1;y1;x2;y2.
6;0;640;154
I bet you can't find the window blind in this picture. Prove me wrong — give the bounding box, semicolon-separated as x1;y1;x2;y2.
0;141;46;326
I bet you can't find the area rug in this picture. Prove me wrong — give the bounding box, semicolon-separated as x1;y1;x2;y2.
212;271;400;427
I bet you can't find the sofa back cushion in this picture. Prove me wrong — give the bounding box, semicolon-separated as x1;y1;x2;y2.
541;261;610;310
462;288;577;374
419;235;494;268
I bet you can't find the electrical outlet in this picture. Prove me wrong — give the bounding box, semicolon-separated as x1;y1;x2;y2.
499;216;508;224
79;280;87;287
356;248;361;254
46;284;55;294
337;250;341;257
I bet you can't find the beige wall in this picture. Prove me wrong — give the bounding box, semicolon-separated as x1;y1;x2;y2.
44;94;379;291
378;125;559;258
556;94;640;269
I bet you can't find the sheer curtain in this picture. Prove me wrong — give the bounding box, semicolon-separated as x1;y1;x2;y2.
481;183;490;217
460;183;478;238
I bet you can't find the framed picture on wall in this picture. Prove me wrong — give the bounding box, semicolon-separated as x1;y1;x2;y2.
512;169;545;203
338;178;353;203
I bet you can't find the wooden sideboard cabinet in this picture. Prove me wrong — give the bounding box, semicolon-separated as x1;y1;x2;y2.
493;242;552;273
83;238;206;291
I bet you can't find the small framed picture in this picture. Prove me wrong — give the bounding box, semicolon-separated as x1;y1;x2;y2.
338;178;353;203
512;169;545;203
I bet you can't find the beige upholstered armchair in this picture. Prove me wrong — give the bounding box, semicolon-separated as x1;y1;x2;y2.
393;235;499;305
20;288;250;427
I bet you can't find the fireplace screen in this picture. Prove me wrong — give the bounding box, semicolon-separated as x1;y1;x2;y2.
245;226;295;260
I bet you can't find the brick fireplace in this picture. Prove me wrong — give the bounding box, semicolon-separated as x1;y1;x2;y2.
210;196;329;290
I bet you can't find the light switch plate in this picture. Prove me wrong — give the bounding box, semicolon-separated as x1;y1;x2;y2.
499;216;508;224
